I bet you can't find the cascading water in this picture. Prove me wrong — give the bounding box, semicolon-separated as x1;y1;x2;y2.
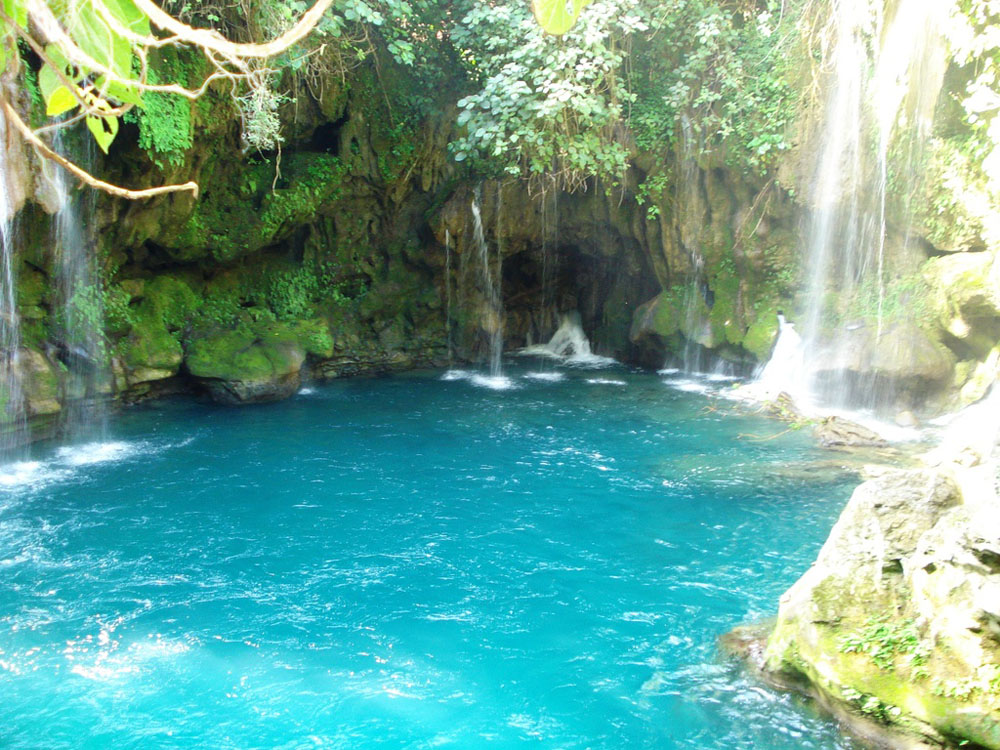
771;0;952;413
444;228;453;364
754;314;805;401
676;113;713;374
519;311;617;369
47;131;108;441
0;111;25;456
539;181;559;344
471;184;504;378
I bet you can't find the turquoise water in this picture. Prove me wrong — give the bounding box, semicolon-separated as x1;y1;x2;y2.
0;365;859;749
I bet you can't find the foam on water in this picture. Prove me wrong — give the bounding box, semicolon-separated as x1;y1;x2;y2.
442;369;518;390
55;441;138;466
523;372;565;383
586;378;627;386
0;438;188;494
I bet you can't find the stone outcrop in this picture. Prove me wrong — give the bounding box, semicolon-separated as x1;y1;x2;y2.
764;467;1000;748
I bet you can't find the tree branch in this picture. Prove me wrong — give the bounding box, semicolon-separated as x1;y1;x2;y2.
2;100;199;200
131;0;335;60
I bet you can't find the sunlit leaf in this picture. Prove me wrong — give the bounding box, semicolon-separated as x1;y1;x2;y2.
531;0;592;35
86;112;118;153
45;85;78;116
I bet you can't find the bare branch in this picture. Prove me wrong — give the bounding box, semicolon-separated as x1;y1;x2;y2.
132;0;335;60
2;99;199;200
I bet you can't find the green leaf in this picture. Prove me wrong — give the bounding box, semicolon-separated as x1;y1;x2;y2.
39;55;66;104
45;85;78;116
86;111;119;153
99;77;144;107
100;0;151;35
531;0;592;35
2;0;27;27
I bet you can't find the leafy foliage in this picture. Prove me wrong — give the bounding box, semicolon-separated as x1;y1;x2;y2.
631;0;800;173
451;0;646;189
122;48;196;168
838;615;930;677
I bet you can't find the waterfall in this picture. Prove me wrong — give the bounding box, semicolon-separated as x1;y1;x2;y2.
444;228;453;364
471;184;504;378
521;311;616;367
539;180;559;343
770;0;952;413
754;315;805;401
674;113;714;374
48;130;108;441
0;111;25;456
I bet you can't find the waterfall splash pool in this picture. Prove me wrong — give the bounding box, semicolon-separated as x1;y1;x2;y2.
0;365;860;749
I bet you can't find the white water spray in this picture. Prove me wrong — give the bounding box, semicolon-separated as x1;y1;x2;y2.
520;312;616;367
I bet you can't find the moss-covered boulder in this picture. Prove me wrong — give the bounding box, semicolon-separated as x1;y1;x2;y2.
765;468;1000;748
120;275;201;385
184;319;332;404
923;252;1000;352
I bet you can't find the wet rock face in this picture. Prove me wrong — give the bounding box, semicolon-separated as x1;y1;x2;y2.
765;469;1000;749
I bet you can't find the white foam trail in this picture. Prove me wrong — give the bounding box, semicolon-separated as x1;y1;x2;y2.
470;374;517;391
0;438;189;493
523;372;565;383
586;378;626;386
298;387;317;396
668;380;713;395
55;441;136;467
0;460;69;489
442;370;517;390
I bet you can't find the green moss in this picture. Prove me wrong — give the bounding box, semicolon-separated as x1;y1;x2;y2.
174;153;347;262
119;276;200;372
122;307;183;371
123;47;199;168
185;318;331;382
743;311;779;360
707;259;742;346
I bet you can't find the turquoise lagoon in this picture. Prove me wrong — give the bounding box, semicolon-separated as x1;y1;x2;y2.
0;365;859;749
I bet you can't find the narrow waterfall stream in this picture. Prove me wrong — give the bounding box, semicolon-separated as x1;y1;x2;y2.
0;113;25;456
471;184;505;380
445;228;453;364
49;132;107;442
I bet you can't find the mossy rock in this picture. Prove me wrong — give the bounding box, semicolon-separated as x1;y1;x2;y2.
743;310;780;361
121;308;183;375
184;319;333;404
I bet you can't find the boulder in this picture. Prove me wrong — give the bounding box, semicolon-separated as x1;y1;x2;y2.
814;416;889;448
765;469;1000;749
185;319;332;404
923;252;1000;347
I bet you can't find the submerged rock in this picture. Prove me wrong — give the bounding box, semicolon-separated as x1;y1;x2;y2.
764;468;1000;749
814;416;889;448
